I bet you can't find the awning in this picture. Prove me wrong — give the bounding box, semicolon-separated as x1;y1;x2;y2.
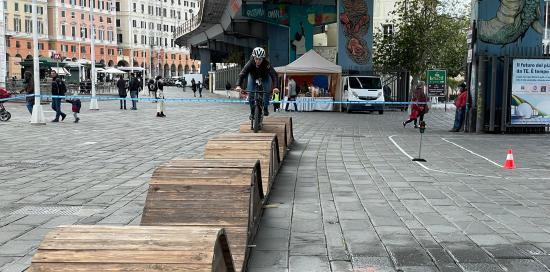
118;66;145;72
51;67;71;76
104;67;126;74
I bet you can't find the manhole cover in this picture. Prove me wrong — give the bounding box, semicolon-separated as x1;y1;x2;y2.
11;206;82;216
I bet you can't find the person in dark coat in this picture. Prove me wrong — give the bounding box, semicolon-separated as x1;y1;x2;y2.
191;78;197;97
50;70;67;122
197;81;203;98
225;81;232;98
128;73;140;110
22;71;34;114
116;75;127;110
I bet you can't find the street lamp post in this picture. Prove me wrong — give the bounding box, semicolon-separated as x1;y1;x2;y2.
30;0;46;124
89;0;99;110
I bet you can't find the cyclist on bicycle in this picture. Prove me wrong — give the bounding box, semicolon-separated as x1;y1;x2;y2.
235;47;279;118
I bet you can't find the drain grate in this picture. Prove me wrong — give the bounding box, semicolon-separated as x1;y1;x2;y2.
11;206;82;216
336;135;366;138
0;161;57;168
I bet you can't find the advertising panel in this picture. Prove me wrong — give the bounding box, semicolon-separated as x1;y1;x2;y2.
511;58;550;125
426;70;446;97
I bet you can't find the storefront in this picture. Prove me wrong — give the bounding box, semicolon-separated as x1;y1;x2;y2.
275;50;342;112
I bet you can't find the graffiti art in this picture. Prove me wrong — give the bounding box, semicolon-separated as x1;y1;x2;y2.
478;0;543;45
340;0;370;64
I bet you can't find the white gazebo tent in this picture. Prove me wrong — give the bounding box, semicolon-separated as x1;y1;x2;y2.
275;50;342;111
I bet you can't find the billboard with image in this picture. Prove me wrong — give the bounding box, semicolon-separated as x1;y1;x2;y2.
511;59;550;125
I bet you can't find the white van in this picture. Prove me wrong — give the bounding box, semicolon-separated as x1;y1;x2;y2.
341;75;384;114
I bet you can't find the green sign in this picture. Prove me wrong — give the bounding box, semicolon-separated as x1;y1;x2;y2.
427;69;447;97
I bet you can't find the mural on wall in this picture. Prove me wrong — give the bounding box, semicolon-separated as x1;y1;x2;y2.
340;0;370;64
337;0;374;72
478;0;543;45
241;4;336;62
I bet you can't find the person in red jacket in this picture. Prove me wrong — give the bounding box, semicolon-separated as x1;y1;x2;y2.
450;83;468;132
403;86;428;128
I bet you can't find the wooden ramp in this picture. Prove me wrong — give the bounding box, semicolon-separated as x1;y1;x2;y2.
264;116;294;145
204;133;280;196
239;122;287;160
141;159;264;272
29;225;235;272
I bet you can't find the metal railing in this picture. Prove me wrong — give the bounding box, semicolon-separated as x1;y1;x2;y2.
173;0;204;39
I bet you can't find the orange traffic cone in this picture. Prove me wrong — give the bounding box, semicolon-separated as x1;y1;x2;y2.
503;149;515;169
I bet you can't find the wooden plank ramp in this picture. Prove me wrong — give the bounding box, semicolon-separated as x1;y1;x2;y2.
141;159;264;272
204;133;280;196
29;225;235;272
238;122;287;160
264;116;294;145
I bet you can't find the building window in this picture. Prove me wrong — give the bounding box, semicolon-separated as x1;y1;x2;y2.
81;46;86;53
27;42;31;49
107;17;111;24
99;16;103;23
24;19;32;33
117;33;122;43
38;21;44;34
16;41;20;48
132;3;136;12
132;20;136;28
190;2;194;8
141;4;144;13
184;1;188;7
13;18;21;32
115;1;120;11
81;13;84;20
116;19;120;27
382;24;394;36
71;45;76;52
108;30;113;41
71;26;76;37
134;34;137;44
14;3;19;11
38;43;44;50
71;12;75;19
100;48;104;54
61;10;66;17
61;25;66;36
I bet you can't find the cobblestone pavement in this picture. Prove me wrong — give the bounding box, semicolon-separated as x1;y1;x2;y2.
1;88;550;272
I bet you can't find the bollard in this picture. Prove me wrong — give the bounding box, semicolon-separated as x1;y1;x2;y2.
412;121;427;162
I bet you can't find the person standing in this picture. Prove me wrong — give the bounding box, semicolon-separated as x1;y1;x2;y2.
155;76;166;117
450;83;468;132
285;77;298;112
197;81;203;98
66;97;82;123
117;75;127;110
225;81;232;98
182;78;187;92
403;86;428;128
191;78;197;97
272;88;280;112
148;78;157;98
50;70;67;122
22;71;34;114
129;73;140;110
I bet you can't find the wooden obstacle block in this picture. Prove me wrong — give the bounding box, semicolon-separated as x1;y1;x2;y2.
239;122;287;160
204;133;280;196
141;159;264;272
29;225;235;272
264;116;294;145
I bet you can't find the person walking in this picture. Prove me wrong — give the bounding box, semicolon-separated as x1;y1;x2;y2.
225;81;232;98
285;77;298;112
182;78;187;92
148;78;157;99
198;81;203;98
22;71;34;114
191;78;197;97
117;75;127;110
66;97;82;123
50;70;67;122
155;76;166;117
403;86;429;128
450;83;468;132
129;73;140;110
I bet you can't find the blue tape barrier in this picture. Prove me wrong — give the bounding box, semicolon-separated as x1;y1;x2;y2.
1;94;431;105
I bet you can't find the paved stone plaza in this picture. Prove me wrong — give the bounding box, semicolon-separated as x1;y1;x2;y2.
1;87;550;271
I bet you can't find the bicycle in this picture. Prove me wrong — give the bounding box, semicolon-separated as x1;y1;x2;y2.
251;79;265;133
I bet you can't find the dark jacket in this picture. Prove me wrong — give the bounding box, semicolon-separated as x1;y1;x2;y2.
23;80;34;104
129;77;140;92
237;57;278;89
51;77;66;96
67;99;82;113
225;82;231;90
117;78;127;96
